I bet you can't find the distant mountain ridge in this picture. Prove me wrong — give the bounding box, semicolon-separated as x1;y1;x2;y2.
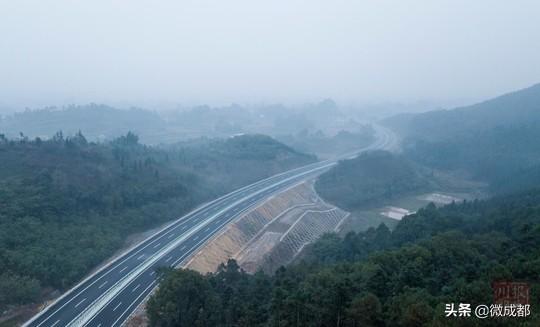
0;99;358;146
0;104;165;143
385;83;540;193
384;83;540;141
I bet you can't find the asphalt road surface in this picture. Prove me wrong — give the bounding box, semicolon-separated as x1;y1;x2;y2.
24;126;396;327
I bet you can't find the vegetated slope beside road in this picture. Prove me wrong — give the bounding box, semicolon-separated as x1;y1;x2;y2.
0;132;314;311
315;150;431;210
183;180;348;276
165;134;316;192
147;187;540;326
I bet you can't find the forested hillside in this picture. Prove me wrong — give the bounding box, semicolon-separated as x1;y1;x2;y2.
166;134;316;192
406;124;540;193
0;132;314;310
315;151;430;210
384;83;540;194
0;105;166;143
146;84;540;327
384;83;540;141
147;188;540;326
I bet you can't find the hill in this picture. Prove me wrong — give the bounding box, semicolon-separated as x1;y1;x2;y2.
0;104;166;143
406;124;540;192
166;134;316;192
0;100;368;148
384;83;540;141
315;151;430;210
147;188;540;326
0;132;314;310
383;83;540;193
275;127;375;159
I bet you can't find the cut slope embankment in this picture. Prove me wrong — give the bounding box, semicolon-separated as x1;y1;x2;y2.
185;180;348;274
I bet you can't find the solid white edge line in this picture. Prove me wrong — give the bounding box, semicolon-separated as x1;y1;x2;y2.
111;280;157;327
24;172;288;326
72;161;335;326
89;128;396;326
24;126;394;327
27;200;218;327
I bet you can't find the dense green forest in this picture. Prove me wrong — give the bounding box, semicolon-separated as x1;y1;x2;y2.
147;188;540;326
315;150;430;210
0;132;314;309
406;123;540;194
384;83;540;142
165;134;316;192
384;83;540;194
147;85;540;326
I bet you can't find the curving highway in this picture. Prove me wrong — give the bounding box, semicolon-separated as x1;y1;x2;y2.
24;126;396;327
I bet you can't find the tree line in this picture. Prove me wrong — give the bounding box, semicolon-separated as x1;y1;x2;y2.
147;188;540;326
0;131;313;310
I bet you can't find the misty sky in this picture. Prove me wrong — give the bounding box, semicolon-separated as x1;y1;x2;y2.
1;1;539;110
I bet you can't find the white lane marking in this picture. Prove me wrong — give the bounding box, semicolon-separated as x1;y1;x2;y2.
168;233;175;239
98;281;108;289
153;242;161;249
165;256;173;263
150;271;156;276
30;196;234;327
168;177;333;271
25;169;301;327
204;227;210;232
50;320;61;327
136;254;145;260
65;161;335;326
30;214;196;327
111;280;157;327
168;192;272;268
29;195;247;327
169;211;239;267
170;231;214;267
74;298;86;308
97;324;102;327
132;284;140;292
119;266;128;274
112;302;122;312
193;235;199;241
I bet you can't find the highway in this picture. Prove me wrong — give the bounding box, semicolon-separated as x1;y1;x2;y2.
24;126;396;327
